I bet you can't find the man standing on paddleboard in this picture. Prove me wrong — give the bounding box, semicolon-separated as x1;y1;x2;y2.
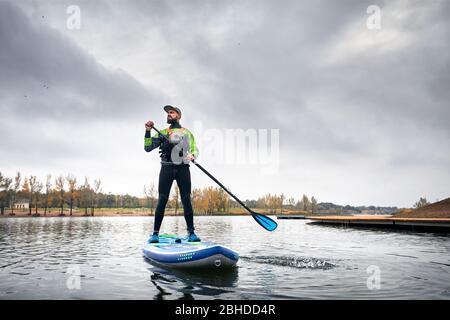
144;105;200;243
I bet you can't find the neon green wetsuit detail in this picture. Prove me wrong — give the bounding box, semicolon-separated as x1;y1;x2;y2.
144;125;199;165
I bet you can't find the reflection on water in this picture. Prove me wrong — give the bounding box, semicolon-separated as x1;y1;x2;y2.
146;261;239;300
1;216;450;299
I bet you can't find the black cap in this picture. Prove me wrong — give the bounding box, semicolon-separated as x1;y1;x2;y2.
163;105;182;116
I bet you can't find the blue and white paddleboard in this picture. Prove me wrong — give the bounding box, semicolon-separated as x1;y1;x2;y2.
143;234;239;269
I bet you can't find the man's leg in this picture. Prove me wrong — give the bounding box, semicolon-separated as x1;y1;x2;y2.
175;165;195;233
153;166;174;233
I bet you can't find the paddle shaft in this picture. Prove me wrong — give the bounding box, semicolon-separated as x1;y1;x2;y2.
151;127;253;214
192;161;253;213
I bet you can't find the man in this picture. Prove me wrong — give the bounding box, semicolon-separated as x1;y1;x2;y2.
144;105;201;243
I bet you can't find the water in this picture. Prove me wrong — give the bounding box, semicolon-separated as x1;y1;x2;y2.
0;216;449;299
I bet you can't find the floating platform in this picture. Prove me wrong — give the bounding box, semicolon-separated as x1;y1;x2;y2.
276;215;306;219
308;216;450;232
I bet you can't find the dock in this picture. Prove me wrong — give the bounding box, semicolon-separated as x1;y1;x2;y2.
308;215;450;232
276;214;306;219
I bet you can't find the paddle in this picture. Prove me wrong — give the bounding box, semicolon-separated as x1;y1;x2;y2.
151;126;278;232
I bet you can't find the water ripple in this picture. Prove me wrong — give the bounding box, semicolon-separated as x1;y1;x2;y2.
241;255;337;270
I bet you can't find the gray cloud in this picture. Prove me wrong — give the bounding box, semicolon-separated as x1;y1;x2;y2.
175;0;450;169
0;1;164;123
0;0;167;169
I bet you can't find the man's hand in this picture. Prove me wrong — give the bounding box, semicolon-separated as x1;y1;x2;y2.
145;120;154;131
184;153;196;162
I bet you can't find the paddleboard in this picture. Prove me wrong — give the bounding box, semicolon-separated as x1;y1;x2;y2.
143;234;239;269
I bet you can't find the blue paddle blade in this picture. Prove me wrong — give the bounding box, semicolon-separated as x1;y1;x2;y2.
252;212;278;231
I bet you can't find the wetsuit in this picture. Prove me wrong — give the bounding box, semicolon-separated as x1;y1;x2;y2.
144;122;199;233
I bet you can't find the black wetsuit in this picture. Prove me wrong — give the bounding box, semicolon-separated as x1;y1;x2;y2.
144;122;198;233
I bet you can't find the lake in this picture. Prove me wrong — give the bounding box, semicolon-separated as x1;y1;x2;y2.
0;216;449;299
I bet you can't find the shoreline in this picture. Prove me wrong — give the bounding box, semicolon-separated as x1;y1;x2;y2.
2;211;450;219
0;210;275;218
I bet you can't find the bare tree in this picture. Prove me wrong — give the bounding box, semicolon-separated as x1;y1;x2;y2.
10;172;21;215
144;183;157;215
263;193;279;214
0;172;12;215
311;196;318;214
280;194;285;214
191;188;203;215
91;179;101;216
287;197;296;208
34;181;43;216
66;174;77;216
414;197;430;208
21;177;30;214
143;185;148;211
149;183;157;215
302;194;310;212
44;175;52;216
28;176;37;216
217;189;229;213
55;175;65;216
81;177;91;216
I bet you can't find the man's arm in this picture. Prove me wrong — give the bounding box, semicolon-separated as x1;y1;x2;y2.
185;129;199;159
144;129;163;152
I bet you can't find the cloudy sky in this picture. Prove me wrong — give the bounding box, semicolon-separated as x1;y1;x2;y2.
1;0;449;208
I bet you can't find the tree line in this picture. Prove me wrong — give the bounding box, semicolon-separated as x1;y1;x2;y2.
0;171;321;216
245;194;318;214
0;172;103;216
147;184;319;215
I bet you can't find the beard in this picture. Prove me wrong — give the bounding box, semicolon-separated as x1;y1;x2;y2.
167;117;177;124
